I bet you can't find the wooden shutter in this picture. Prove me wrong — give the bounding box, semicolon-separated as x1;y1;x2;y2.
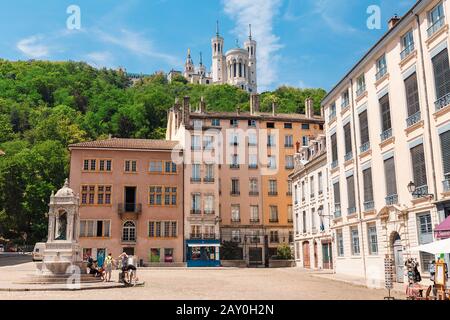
410;144;427;187
363;168;374;202
344;123;352;154
440;130;450;176
331;133;338;162
333;182;340;205
384;157;397;196
432;48;450;100
404;73;420;116
359;110;369;145
379;94;391;132
347;175;355;209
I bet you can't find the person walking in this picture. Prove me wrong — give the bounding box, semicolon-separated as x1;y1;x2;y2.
118;252;129;284
104;253;114;282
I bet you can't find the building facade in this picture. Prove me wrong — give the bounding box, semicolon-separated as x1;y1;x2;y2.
68;138;184;266
166;94;323;266
322;0;450;286
289;135;333;270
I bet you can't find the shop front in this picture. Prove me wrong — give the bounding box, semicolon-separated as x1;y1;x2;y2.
186;239;221;267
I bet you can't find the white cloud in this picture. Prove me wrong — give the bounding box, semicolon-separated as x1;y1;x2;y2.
16;35;49;58
312;0;357;34
94;28;181;67
223;0;283;91
84;51;115;68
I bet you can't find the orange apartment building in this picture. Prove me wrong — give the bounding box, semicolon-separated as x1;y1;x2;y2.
166;94;323;266
68;138;184;266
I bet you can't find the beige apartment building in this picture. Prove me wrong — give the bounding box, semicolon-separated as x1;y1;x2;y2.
289;135;333;270
68;138;184;266
322;0;450;286
166;95;323;266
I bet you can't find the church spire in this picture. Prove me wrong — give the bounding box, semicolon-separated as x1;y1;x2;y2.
199;52;203;66
216;20;220;37
249;24;252;40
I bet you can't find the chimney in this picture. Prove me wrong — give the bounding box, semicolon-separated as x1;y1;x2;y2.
272;102;276;116
199;96;206;113
388;14;400;30
174;98;182;127
305;98;314;118
250;93;260;115
182;96;190;124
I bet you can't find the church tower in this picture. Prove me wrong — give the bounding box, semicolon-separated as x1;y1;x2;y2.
244;24;257;93
184;48;195;78
211;21;225;84
197;52;206;77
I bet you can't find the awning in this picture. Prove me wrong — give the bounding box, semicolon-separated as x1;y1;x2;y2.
187;243;220;247
408;238;450;254
435;215;450;239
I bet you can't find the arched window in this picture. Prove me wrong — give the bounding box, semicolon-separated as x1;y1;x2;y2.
122;221;136;242
251;47;253;56
244;65;246;78
233;63;236;77
214;43;217;53
218;43;221;53
239;63;242;77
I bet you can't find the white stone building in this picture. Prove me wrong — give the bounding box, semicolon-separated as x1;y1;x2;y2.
321;0;450;287
289;135;333;270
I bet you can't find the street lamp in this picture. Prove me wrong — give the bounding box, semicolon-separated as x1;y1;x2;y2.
407;181;433;198
407;181;416;194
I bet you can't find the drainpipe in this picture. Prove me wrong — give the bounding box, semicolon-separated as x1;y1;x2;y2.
415;14;438;206
349;78;368;282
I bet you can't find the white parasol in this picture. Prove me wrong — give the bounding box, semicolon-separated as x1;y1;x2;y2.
408;238;450;254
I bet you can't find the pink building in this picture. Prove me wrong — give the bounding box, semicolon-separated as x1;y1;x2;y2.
68;138;184;266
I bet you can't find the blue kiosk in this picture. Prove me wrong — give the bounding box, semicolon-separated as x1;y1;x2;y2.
186;239;221;267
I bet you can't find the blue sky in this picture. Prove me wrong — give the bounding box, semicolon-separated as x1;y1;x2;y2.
0;0;417;92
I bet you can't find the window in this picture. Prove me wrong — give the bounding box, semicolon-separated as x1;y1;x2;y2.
268;180;277;195
343;123;352;158
250;206;259;222
122;221;136;242
302;211;307;233
97;185;112;205
404;73;420;125
165;161;177;173
417;212;434;271
192;164;201;181
149;161;163;173
204;195;215;214
248;133;257;146
285;155;294;169
83;159;110;171
302;124;310;130
266;122;275;128
211;119;220;126
205;164;214;181
190;225;201;238
411;144;427;192
432;48;450;109
356;74;366;96
83;159;89;171
249;154;258;168
269;206;278;222
359;110;370;149
270;231;279;243
164;248;174;263
248;119;256;127
401;30;414;60
336;229;344;256
428;2;445;37
333;181;341;217
287;180;293;195
191;135;201;150
231;230;241;242
231;178;240;195
267;134;276;147
149;186;163;206
150;248;160;262
331;133;338;166
363;168;374;208
231;205;240;222
347;175;356;214
191;193;201;213
329;102;337;120
125;160;137;172
230;119;239;127
284;123;292;129
376;54;387;80
81;185;110;205
351;227;360;255
380;94;392;137
203;136;214;150
384;157;397;198
368;224;378;255
149;221;177;238
288;205;293;223
318;172;323;194
230;133;239;146
164;187;177;206
80;220;110;238
230;154;239;168
285;135;293;147
310;176;315;198
341;90;349;108
268;155;277;169
249;178;258;195
311;208;316;231
440;130;450;179
99;159;112;172
302;136;309;146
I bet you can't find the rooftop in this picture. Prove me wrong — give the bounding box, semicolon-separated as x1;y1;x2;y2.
69;138;179;151
189;111;324;123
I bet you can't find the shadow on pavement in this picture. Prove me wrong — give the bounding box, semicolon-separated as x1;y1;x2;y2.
0;254;32;267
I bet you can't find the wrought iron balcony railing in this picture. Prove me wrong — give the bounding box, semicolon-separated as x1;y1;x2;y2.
435;92;450;111
331;160;338;169
400;43;415;60
364;200;375;211
360;141;370;153
443;179;450;192
334;204;342;218
427;17;445;38
356;85;366;97
344;151;353;162
413;185;429;199
380;128;393;142
385;194;398;206
347;207;356;215
406;111;421;127
375;67;387;80
118;203;142;215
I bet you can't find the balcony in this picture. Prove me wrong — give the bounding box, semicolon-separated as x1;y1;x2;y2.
250;219;260;223
190;209;201;215
400;43;415;60
344;151;353;162
190;177;201;183
231;218;241;223
360;141;370;154
380;128;392;142
269;218;279;223
191;145;201;151
285;165;294;170
406;111;421;127
268;191;278;196
385;194;398;206
230;191;240;196
413;185;429;199
202;233;217;240
190;233;203;240
435;92;450;111
230;164;240;169
249;191;259;196
364;201;375;211
341;100;349;110
248;164;258;169
375;67;387;81
204;210;215;215
334;204;342;218
331;160;338;169
427;17;445;38
328;111;337;122
121;236;136;243
356;85;366;97
443;179;450;192
203;177;215;183
347;207;356;215
118;203;142;215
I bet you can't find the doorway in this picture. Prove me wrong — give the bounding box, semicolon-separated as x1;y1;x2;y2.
125;187;136;212
302;241;310;268
322;241;333;269
392;232;404;283
314;241;318;269
123;247;135;256
249;247;263;266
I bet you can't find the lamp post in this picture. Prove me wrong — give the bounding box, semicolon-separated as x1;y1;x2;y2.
407;181;433;199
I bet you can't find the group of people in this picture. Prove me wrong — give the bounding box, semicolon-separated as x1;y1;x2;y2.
86;252;138;285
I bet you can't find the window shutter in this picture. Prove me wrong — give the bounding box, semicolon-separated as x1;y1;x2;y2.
347;175;355;209
379;94;391;132
440;130;450;176
359;110;369;145
344;123;352;154
363;168;374;202
331;133;338;162
384;157;397;196
333;182;341;205
432;48;450;100
404;73;420;116
410;144;427;187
